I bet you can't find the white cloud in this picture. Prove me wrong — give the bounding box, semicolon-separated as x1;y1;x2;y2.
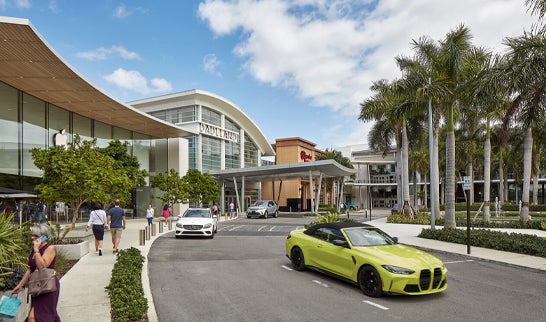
0;0;31;9
198;0;535;120
114;4;148;19
203;53;222;76
76;46;142;61
104;68;172;94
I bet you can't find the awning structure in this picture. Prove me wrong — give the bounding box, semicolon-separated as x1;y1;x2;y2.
0;187;37;199
0;16;192;139
209;160;356;214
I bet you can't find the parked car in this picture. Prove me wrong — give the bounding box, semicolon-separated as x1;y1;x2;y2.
344;202;358;210
175;208;218;238
246;200;278;219
285;222;448;297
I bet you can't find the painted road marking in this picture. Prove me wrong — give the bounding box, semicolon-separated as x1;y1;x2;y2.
258;226;267;231
269;226;277;231
312;280;329;288
363;300;389;310
281;265;293;271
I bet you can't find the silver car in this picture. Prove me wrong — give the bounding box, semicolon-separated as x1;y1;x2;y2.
175;208;218;238
246;200;278;219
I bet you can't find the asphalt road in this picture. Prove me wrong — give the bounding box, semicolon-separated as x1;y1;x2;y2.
148;216;546;322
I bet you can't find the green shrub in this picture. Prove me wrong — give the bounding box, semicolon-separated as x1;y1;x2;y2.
418;228;546;257
305;212;357;228
106;247;148;322
0;211;32;291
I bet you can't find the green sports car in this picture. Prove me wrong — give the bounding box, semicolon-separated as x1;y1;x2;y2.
285;222;447;297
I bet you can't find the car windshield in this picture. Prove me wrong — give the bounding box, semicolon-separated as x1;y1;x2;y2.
343;227;397;247
253;201;267;207
183;209;210;218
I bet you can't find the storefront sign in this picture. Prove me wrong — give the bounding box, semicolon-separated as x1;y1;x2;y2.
199;123;239;142
300;151;312;162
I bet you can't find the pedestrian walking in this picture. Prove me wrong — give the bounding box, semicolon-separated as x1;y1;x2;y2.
229;201;235;218
107;199;126;254
161;204;172;228
146;204;155;226
86;202;108;256
12;224;61;322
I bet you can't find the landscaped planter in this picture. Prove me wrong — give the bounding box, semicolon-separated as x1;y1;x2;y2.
54;240;89;260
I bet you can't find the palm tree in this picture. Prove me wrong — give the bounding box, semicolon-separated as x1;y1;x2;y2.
496;27;546;222
435;25;474;228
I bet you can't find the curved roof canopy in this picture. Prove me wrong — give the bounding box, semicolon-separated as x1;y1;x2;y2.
129;89;276;156
0;16;191;138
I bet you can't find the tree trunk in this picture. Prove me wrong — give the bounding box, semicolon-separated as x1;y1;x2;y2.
483;137;491;222
402;124;412;215
498;157;505;203
444;129;456;228
520;128;532;222
424;173;428;209
433;129;441;219
532;150;540;205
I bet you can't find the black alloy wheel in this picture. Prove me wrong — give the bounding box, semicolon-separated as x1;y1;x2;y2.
290;247;305;271
358;266;383;297
263;211;268;219
274;210;278;218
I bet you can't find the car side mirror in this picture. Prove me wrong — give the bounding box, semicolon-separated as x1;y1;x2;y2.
332;239;349;247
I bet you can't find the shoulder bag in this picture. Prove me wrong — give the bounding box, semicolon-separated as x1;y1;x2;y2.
28;248;57;297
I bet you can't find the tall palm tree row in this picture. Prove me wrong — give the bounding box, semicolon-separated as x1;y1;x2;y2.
359;1;545;225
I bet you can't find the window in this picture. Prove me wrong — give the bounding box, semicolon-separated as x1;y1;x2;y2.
201;107;221;126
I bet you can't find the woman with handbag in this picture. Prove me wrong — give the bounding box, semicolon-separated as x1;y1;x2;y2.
12;223;61;322
86;202;108;256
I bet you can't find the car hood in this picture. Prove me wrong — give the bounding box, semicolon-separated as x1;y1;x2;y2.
247;206;266;210
355;244;444;269
177;217;214;225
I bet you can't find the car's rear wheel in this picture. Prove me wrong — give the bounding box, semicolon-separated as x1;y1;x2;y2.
247;215;251;219
358;266;383;297
263;211;268;219
290;247;305;271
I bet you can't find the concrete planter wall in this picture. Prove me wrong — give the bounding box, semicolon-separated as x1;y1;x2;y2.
54;240;89;260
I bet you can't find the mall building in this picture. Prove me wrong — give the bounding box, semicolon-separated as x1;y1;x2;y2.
0;16;356;220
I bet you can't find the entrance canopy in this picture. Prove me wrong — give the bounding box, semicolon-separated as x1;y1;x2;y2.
0;187;37;199
209;159;356;183
209;160;356;214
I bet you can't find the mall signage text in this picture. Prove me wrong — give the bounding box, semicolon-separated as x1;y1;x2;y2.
199;123;239;143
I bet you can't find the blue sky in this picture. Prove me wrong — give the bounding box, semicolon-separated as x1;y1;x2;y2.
0;0;536;150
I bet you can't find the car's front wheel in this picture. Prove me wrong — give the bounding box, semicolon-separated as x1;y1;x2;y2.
358;265;383;297
263;211;268;219
290;247;305;271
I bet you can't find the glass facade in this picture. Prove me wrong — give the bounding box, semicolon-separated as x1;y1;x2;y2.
0;80;160;193
202;136;221;172
225;118;240;169
244;133;258;167
201;107;221;126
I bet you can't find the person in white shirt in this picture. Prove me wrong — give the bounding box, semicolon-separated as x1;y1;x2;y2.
146;204;155;226
86;202;108;256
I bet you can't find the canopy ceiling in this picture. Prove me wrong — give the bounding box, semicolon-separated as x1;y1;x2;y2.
0;16;191;138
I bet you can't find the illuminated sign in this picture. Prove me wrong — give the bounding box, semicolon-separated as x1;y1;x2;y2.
300;151;312;162
199;123;239;143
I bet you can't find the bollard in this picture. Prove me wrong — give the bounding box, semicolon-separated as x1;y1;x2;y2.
158;221;163;233
168;219;172;230
139;229;145;245
145;225;150;240
151;223;156;236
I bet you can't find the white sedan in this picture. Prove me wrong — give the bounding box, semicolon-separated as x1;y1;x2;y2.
175;208;218;238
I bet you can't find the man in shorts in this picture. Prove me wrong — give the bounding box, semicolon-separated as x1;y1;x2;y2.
107;199;126;254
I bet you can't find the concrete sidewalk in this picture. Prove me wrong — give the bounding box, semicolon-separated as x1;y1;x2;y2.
55;213;546;322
